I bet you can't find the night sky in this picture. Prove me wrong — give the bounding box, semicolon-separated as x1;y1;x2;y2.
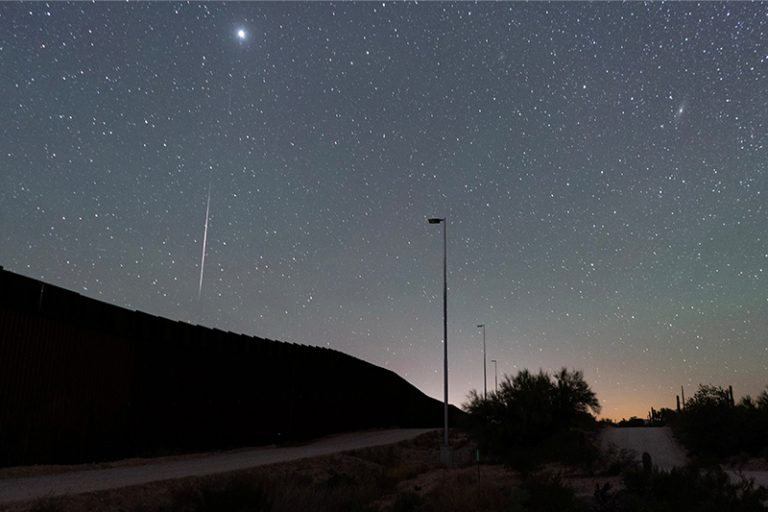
2;2;766;420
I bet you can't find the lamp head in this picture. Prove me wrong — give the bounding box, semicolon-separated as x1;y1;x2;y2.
428;218;443;224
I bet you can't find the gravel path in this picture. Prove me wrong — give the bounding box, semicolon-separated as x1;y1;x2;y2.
0;428;434;505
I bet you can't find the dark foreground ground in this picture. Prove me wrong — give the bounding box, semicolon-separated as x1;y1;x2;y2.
3;427;767;512
1;429;615;512
0;429;434;506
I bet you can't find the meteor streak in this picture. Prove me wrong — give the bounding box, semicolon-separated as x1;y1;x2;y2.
198;182;211;299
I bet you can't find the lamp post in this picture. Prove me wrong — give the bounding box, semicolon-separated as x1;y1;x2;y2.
477;324;487;399
428;217;449;454
491;359;498;392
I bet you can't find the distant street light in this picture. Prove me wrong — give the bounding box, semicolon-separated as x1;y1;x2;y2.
477;324;487;399
428;217;449;456
491;359;498;392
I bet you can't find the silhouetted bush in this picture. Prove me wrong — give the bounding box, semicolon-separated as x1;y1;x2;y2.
597;441;641;477
463;368;600;471
28;500;66;512
409;469;568;512
616;417;646;428
390;491;424;512
170;475;273;512
672;384;768;461
595;465;768;512
519;472;589;512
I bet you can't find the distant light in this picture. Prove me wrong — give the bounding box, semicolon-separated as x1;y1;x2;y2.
237;29;247;40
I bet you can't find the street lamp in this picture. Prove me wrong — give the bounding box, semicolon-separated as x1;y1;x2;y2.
491;359;498;392
477;324;487;399
428;217;449;456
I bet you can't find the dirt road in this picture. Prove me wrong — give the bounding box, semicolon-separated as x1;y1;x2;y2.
600;426;688;470
0;428;434;505
600;427;768;489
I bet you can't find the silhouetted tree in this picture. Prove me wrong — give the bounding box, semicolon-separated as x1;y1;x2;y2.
674;384;768;461
464;368;600;470
686;384;732;409
677;385;736;459
757;388;768;410
553;367;601;427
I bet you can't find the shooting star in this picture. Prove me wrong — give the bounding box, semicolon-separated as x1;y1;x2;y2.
198;182;212;299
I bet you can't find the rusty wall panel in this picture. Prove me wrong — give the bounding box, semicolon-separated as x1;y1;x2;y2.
0;307;135;465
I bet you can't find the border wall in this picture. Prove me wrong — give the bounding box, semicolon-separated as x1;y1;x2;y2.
0;268;458;466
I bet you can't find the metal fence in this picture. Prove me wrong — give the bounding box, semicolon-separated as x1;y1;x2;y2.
0;268;450;466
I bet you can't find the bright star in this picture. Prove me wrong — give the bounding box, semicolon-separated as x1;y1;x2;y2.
237;29;247;40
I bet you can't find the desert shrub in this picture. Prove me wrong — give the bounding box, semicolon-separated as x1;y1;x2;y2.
464;368;600;470
616;417;646;428
389;491;423;512
673;385;768;461
350;445;398;467
322;470;358;491
155;464;389;512
677;385;738;460
28;499;66;512
518;472;589;512
384;462;427;483
599;465;768;512
415;472;523;512
168;476;273;512
598;443;639;476
545;429;601;469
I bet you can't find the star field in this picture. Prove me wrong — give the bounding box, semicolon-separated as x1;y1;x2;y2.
1;2;766;419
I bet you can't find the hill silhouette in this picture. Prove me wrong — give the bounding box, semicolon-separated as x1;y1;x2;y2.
0;267;461;466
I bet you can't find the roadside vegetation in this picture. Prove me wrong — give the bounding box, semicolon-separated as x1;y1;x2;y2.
463;368;601;472
666;384;768;464
604;465;768;512
462;369;768;511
